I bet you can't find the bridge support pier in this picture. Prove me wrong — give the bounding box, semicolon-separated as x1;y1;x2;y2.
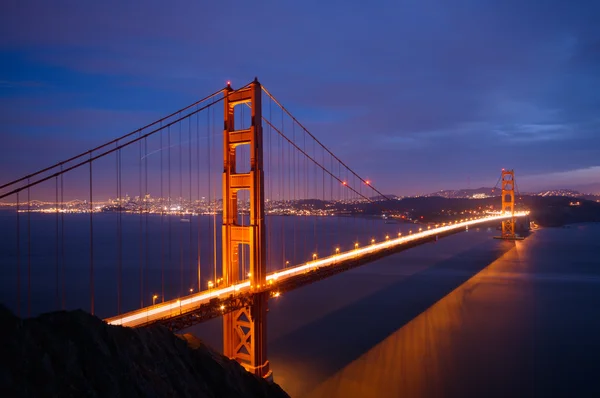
222;79;271;379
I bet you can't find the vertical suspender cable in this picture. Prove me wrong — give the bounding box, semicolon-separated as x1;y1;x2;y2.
179;119;183;297
60;168;65;309
160;125;165;302
212;105;217;285
89;155;94;315
267;97;272;275
139;135;143;308
188;117;193;290
196;109;201;293
144;137;149;304
292;123;297;267
207;106;212;285
168;125;172;300
116;143;122;314
27;180;31;316
55;176;59;309
16;192;20;316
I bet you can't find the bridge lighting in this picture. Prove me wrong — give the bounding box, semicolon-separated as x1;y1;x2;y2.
227;80;231;86
152;295;158;305
247;272;252;277
419;228;423;232
355;242;359;249
285;260;290;266
398;232;402;237
208;281;214;288
385;235;389;240
409;230;412;234
220;305;225;311
189;288;193;293
365;180;370;185
312;253;317;260
342;181;347;185
335;247;340;254
428;226;431;230
274;292;281;298
371;238;375;244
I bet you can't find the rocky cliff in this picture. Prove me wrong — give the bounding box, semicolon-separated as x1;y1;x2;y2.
0;305;289;397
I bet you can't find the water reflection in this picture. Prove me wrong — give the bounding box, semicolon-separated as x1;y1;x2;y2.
304;239;535;398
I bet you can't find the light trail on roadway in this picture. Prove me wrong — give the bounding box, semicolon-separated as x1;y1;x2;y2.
105;212;529;328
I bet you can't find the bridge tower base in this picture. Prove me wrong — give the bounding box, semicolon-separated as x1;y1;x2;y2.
222;79;271;379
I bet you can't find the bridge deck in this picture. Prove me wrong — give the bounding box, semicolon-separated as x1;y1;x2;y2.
105;213;528;330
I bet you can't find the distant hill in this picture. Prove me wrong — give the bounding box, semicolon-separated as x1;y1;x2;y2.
424;187;600;201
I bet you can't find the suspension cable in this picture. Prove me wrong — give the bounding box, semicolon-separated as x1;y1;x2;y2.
0;88;227;191
261;86;394;202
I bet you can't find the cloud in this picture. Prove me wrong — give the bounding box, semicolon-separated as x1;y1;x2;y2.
519;165;600;192
1;0;600;195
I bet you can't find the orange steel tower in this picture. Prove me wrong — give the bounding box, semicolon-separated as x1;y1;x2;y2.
222;79;271;379
500;169;516;239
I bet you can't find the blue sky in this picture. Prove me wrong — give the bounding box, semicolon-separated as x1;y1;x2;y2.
1;0;599;195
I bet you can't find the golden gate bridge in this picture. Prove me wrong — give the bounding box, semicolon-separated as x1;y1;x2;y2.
0;78;527;379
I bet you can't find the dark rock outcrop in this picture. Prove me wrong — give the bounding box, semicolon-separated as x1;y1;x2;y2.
0;305;289;397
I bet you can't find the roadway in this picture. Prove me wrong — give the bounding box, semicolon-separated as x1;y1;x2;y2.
105;212;529;328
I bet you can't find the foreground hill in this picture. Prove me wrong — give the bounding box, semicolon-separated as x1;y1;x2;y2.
0;305;288;397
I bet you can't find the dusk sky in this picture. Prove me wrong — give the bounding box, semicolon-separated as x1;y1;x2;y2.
1;0;599;196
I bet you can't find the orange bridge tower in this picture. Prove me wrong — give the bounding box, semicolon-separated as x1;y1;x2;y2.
494;169;524;240
222;78;271;379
